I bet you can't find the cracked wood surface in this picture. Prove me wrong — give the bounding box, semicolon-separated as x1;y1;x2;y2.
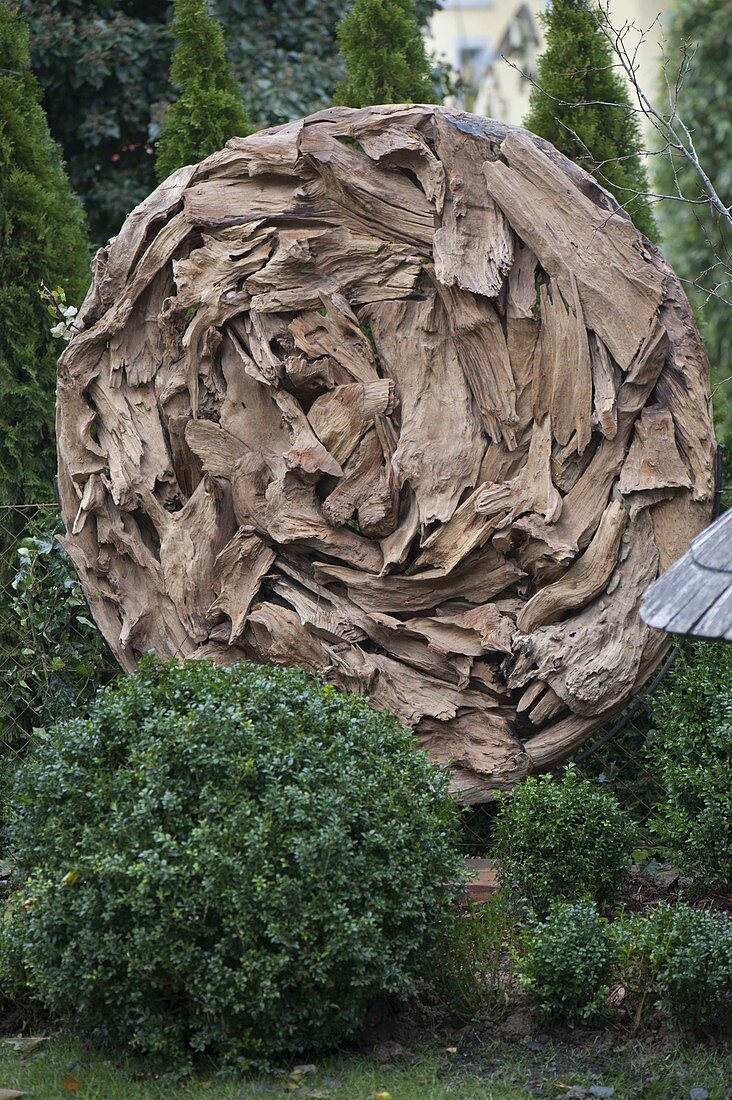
57;105;714;802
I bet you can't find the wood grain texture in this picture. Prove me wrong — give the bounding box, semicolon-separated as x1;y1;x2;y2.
56;105;715;803
641;509;732;641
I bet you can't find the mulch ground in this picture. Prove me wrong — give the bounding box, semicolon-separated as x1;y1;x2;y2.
619;866;732;915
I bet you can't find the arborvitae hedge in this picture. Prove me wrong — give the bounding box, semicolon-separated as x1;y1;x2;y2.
524;0;657;240
335;0;437;108
0;2;88;506
653;0;732;433
156;0;251;181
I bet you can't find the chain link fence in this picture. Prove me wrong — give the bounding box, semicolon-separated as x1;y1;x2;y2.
458;704;666;857
571;665;675;845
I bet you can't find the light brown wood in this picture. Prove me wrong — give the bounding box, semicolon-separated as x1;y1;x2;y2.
516;500;627;633
56;105;714;803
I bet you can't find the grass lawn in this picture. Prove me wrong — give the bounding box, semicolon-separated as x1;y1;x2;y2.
0;1031;730;1099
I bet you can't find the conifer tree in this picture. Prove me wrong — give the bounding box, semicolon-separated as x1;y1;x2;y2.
0;2;88;505
654;0;731;432
524;0;657;240
156;0;251;182
335;0;437;108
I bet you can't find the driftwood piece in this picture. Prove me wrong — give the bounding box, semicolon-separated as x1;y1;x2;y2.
435;281;519;448
361;283;486;525
510;510;659;716
209;527;276;643
56;105;714;803
432;113;514;298
618;404;692;516
516;500;627;634
535;275;593;453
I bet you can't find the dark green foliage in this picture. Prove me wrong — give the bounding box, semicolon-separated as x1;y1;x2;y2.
573;711;663;827
1;657;460;1066
722;431;732;512
653;0;732;433
156;0;251;181
335;0;437;108
648;642;732;889
0;3;88;506
493;769;635;915
431;895;512;1020
615;903;732;1027
19;0;170;246
524;0;657;239
21;1;439;243
515;900;616;1024
0;510;114;745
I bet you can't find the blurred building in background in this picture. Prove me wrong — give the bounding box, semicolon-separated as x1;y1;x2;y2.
426;0;674;126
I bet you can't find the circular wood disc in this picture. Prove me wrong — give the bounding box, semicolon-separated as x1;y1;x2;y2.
57;105;715;802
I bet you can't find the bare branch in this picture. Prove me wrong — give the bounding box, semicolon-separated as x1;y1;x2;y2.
505;2;730;232
592;0;731;230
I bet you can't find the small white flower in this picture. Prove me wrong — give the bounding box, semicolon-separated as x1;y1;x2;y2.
50;313;82;341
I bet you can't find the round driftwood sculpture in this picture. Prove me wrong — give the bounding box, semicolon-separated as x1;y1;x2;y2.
57;105;715;802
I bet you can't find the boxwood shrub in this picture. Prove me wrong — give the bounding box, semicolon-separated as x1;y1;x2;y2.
1;657;461;1067
515;899;617;1024
615;902;732;1027
492;768;635;915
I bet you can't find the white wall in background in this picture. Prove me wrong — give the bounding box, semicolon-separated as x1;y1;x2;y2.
426;0;674;126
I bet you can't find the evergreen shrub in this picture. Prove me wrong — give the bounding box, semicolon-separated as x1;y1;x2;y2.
615;903;732;1027
431;894;511;1020
0;3;88;505
492;769;635;915
524;0;656;239
649;642;732;889
156;0;251;181
335;0;436;108
1;657;461;1067
516;899;616;1024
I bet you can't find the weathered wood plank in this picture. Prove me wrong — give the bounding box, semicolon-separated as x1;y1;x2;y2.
432;113;514;298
